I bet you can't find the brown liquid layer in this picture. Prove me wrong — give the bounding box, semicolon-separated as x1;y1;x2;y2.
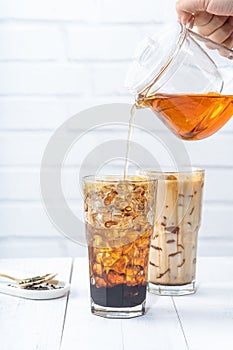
91;283;147;307
87;226;152;289
137;92;233;140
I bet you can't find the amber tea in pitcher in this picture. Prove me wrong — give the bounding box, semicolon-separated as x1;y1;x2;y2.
137;92;233;140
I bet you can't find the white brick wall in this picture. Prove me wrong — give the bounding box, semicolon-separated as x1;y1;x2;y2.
0;24;64;61
0;63;91;94
0;0;176;22
0;0;232;258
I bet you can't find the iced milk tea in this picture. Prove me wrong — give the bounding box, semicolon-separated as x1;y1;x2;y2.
144;169;204;295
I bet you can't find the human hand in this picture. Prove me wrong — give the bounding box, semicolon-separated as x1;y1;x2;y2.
176;0;233;58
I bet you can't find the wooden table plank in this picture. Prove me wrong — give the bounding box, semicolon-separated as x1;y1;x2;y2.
0;258;72;350
173;257;233;350
61;258;187;350
60;258;124;350
1;257;232;350
122;293;188;350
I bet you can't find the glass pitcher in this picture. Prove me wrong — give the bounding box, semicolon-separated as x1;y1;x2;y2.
125;23;233;140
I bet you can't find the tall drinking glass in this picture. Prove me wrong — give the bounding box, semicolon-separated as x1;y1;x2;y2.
141;169;205;295
84;175;157;318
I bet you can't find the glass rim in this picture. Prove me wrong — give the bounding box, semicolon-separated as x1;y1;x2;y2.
83;174;157;184
139;167;205;175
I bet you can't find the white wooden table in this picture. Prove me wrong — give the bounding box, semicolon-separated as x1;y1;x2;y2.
0;257;232;350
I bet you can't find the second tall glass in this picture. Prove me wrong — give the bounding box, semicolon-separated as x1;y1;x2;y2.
141;169;205;296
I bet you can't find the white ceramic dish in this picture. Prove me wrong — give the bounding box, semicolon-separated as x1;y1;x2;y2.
0;280;70;300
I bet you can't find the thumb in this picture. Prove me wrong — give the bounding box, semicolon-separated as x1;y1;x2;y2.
176;0;207;24
176;0;233;17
